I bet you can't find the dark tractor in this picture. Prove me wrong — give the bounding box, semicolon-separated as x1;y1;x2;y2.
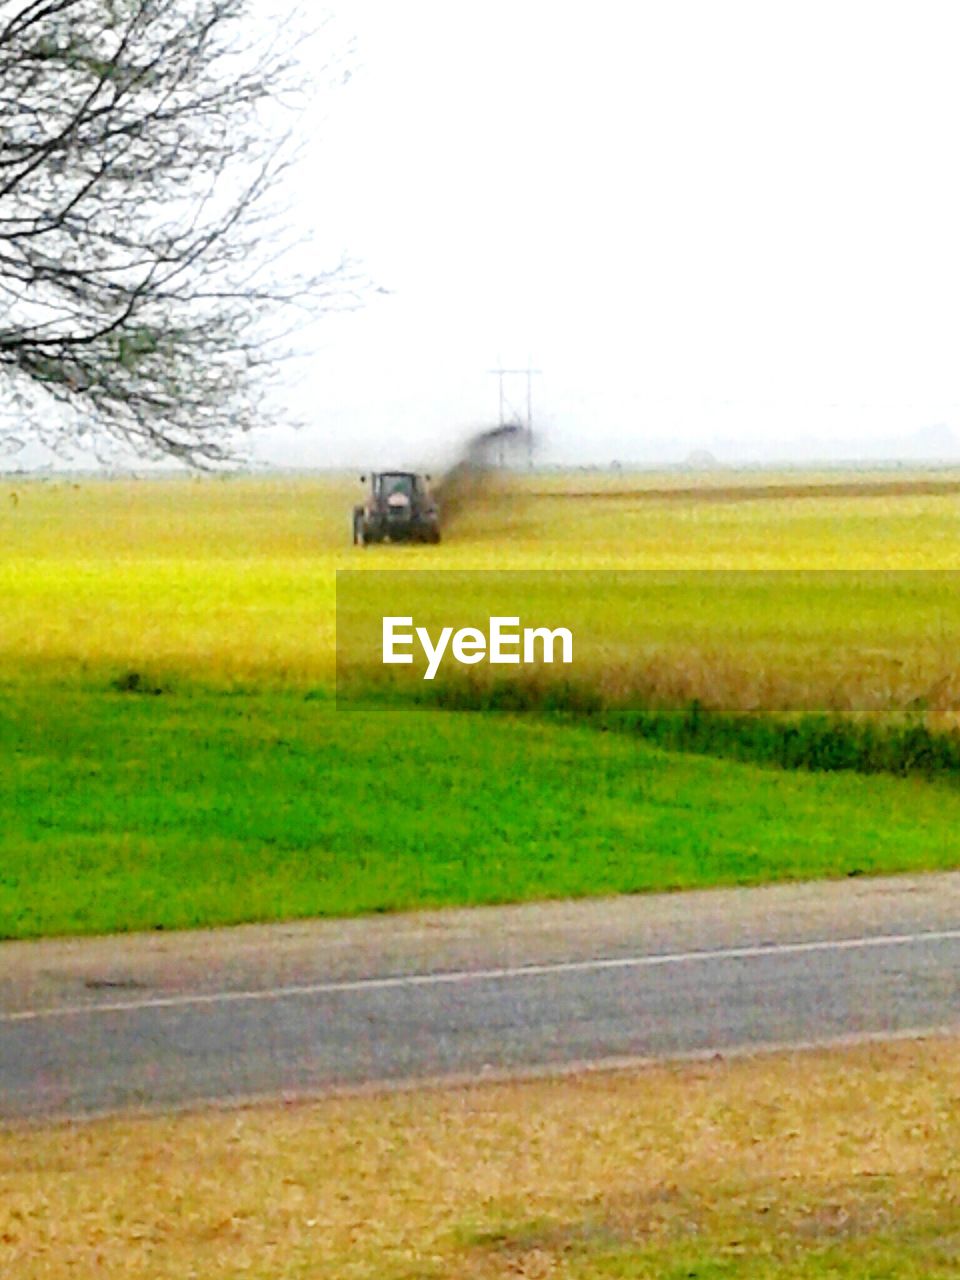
352;471;441;545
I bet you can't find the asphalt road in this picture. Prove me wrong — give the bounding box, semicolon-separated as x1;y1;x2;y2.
4;872;960;1120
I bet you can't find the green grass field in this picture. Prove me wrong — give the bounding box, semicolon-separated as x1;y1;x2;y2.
4;469;960;938
7;471;960;1279
3;687;960;939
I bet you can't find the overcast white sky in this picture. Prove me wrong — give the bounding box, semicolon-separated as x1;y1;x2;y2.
256;0;960;469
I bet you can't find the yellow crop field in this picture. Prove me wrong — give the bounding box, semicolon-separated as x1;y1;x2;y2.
1;469;959;702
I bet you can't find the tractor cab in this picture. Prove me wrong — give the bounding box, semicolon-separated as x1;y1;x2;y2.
376;471;416;504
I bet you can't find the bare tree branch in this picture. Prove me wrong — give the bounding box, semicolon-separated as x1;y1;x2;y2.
0;0;352;464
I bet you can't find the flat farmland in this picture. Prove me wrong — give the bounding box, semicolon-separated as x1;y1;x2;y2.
3;469;960;939
6;471;960;1280
1;469;960;691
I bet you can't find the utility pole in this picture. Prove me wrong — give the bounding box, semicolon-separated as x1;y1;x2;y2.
487;361;541;467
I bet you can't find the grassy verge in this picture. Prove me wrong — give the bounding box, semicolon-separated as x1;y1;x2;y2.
398;677;960;780
3;686;960;939
4;1036;960;1278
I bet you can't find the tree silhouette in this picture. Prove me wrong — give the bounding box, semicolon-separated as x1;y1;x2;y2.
0;0;348;463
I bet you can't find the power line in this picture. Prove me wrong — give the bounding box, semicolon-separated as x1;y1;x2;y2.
487;362;541;465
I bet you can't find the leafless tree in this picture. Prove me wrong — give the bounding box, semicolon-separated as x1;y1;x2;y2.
0;0;349;464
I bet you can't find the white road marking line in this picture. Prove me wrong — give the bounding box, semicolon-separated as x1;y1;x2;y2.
4;927;960;1024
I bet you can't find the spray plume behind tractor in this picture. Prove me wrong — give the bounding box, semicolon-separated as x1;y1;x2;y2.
352;424;533;545
432;423;533;529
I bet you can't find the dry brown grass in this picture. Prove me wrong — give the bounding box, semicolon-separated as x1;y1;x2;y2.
3;1037;960;1278
527;474;960;503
